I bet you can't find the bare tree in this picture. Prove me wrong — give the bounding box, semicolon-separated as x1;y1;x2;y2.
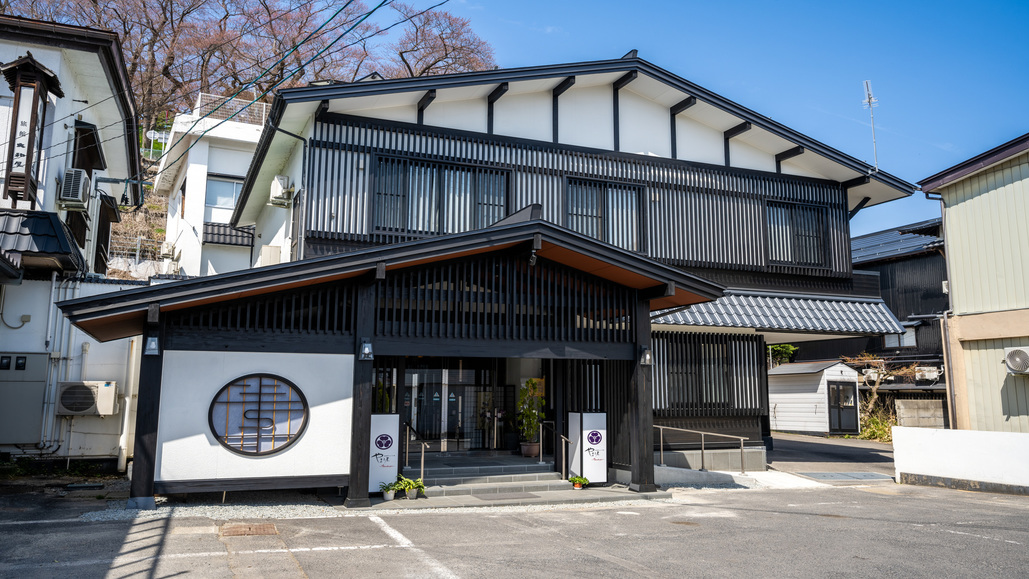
841;352;918;419
380;2;495;77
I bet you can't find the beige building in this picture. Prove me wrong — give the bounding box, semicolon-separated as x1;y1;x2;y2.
920;132;1029;432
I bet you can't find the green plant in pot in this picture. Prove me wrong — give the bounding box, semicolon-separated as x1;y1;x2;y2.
518;378;545;457
397;475;424;499
379;480;399;501
568;475;589;490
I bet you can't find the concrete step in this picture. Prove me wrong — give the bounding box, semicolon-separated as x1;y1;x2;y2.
403;462;554;479
422;471;564;487
422;478;573;498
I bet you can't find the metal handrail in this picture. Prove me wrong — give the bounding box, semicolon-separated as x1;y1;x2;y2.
541;421;571;480
402;421;430;480
654;425;748;475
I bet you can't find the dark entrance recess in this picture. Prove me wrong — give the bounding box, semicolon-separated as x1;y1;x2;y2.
828;381;859;433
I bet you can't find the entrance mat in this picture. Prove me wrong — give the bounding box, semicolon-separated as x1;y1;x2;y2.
475;492;539;501
799;472;893;481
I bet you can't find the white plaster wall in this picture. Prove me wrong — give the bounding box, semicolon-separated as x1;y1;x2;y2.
156;351;353;482
559;85;613;150
208;144;253;176
424;98;487;133
202;245;250;275
492;91;551;143
619;90;670;157
730;140;776;172
893;426;1029;487
674;116;724;165
174;139;209;276
768;373;828;433
779;160;825;179
347;105;417;124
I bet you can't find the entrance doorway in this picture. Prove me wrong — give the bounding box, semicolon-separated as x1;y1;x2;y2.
374;358;515;452
828;381;859;433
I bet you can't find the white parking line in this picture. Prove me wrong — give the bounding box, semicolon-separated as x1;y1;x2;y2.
369;515;458;578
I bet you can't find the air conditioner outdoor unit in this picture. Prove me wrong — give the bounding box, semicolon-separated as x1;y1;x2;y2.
56;381;119;416
862;368;895;382
268;175;293;207
1004;347;1029;375
159;241;175;259
915;366;941;381
59;168;90;210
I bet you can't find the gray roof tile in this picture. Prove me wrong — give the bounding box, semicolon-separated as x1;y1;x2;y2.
851;218;941;264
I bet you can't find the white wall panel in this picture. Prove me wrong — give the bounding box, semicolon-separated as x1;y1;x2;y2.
619;89;670;157
559;85;613;150
493;91;551;142
202;245;250;275
674;116;723;165
424;98;487;133
768;374;828;433
894;426;1029;487
156;351;353;482
208;145;253;176
348;105;417;124
730;140;776;172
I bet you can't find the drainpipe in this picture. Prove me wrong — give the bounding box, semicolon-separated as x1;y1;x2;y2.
45;271;57;349
38;277;72;453
271;125;307;261
935;194;957;429
80;342;90;381
117;337;138;472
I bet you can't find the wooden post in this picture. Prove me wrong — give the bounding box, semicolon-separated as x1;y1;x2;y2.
128;303;163;509
344;280;376;508
628;297;656;492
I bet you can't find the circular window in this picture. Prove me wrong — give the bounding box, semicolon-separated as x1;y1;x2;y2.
209;374;309;456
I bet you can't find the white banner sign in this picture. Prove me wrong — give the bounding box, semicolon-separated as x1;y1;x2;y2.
369;414;399;491
568;412;607;483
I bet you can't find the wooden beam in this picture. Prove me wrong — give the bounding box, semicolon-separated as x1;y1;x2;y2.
416;89;436;125
128;305;163;510
774;146;805;173
640;281;675;300
723;121;752;166
613;70;637;91
552;76;575;143
848;196;872;219
344;281;376;508
487;82;508;135
669;96;696;159
842;175;871;190
628;297;656;493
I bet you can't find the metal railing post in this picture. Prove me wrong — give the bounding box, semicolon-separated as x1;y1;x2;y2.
659;426;665;467
405;424;410;468
700;433;706;471
420;442;426;481
493;413;498;450
740;440;746;475
561;440;567;479
538;422;545;465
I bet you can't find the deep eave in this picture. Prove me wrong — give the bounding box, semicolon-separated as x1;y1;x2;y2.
59;220;725;342
920;131;1029;194
232;56;916;226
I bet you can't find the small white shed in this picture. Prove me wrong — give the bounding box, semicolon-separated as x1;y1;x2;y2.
768;361;861;435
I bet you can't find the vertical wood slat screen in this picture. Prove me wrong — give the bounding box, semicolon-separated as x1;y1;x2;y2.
651;331;767;417
563;359;635;468
165;284;356;336
309;115;850;277
375;253;635;344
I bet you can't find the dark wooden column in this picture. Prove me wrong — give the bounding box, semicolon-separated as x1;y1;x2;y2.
344;279;376;508
628;297;656;492
128;303;164;510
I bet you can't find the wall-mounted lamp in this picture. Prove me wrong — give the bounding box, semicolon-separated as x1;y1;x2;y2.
639;345;653;367
359;338;374;361
144;336;160;356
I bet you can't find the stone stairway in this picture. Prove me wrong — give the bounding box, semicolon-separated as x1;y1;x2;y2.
405;460;571;498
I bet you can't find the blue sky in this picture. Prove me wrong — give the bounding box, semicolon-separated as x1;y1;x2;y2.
436;0;1029;236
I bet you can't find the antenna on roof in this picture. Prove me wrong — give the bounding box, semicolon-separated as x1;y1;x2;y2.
862;80;879;172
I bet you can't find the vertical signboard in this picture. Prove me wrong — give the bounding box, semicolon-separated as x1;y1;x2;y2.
581;412;607;483
369;414;399;491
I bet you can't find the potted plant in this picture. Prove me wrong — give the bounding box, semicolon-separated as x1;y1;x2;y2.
569;476;589;490
397;475;424;499
379;480;398;501
518;378;545;457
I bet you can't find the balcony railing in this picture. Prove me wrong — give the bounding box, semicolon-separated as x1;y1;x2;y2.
193;93;270;126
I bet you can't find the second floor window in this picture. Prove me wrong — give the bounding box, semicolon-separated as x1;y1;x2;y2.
566;178;644;252
767;201;827;267
206;177;243;208
374;157;507;236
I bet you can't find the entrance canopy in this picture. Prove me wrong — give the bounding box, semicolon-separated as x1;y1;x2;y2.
59;219;724;342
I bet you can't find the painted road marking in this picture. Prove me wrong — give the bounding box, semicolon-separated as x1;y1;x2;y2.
369;515;458;578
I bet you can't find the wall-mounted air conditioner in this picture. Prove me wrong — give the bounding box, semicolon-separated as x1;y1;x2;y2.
915;367;941;381
1004;347;1029;375
59;169;90;210
56;381;119;416
268;175;293;207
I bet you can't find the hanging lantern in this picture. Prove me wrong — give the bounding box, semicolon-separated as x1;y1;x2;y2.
2;51;63;208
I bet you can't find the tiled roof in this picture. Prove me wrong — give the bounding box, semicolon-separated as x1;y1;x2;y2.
851;218;942;265
0;247;20;281
0;210;85;272
652;291;903;335
203;222;255;247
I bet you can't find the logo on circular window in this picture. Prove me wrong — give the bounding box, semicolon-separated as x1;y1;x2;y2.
209;374;308;456
375;434;394;450
587;430;603;445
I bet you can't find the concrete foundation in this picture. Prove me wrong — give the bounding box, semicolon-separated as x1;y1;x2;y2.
654;447;767;472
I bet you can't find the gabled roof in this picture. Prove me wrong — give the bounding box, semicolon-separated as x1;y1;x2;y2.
59;219;725;342
851;218;942;265
652;290;903;336
768;361;852;376
234;55;916;226
0;210;85;273
920;131;1029;194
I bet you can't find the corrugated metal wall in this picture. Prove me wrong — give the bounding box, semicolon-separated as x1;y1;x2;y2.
942;151;1029;314
961;338;1029;432
308;115;851;278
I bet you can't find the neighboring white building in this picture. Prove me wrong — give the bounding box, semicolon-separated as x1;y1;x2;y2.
768;361;860;435
0;16;144;467
152;94;270;276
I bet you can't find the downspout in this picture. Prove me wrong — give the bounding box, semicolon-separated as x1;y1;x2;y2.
117;337;138;472
45;271;57;349
936;194;958;429
270;125;307;261
38;277;72;452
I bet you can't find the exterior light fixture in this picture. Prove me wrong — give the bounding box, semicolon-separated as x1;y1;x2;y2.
143;336;160;356
640;345;653;366
1;52;64;206
359;338;374;361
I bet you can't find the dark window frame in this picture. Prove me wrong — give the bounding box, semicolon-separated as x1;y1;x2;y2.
370;154;512;237
765;200;830;269
564;176;647;253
